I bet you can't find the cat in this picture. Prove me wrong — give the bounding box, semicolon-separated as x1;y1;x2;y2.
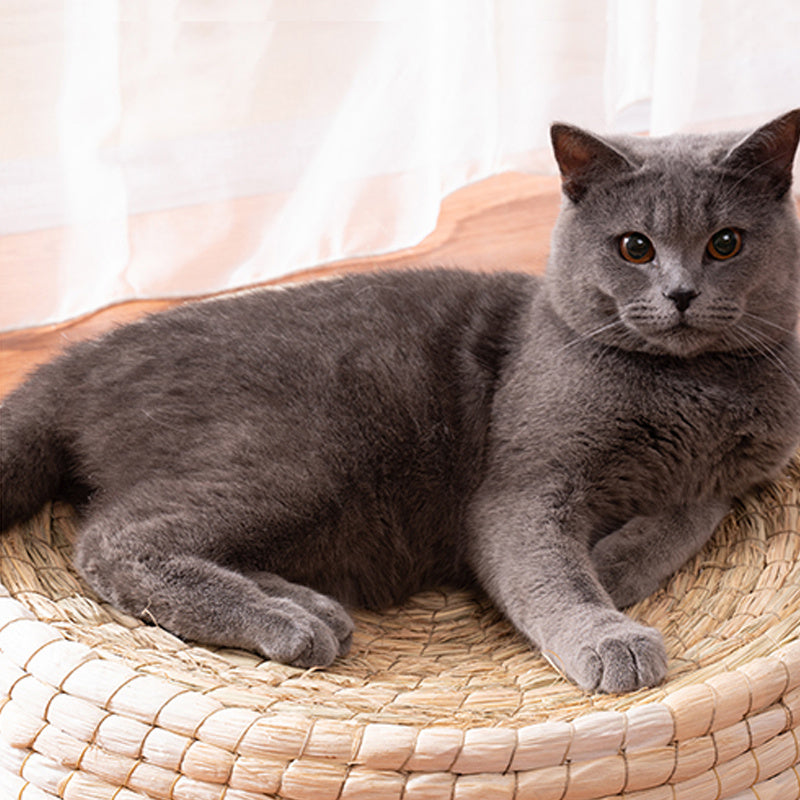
2;110;799;694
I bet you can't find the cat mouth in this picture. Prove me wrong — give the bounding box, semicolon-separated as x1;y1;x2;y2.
642;321;724;356
619;300;741;356
623;315;720;356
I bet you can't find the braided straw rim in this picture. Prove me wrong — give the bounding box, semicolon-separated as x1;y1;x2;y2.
1;455;798;799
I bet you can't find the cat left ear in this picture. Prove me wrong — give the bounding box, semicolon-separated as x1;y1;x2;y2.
551;124;636;202
722;108;800;198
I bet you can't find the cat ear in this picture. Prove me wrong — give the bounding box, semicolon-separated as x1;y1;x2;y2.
722;109;800;198
550;124;636;202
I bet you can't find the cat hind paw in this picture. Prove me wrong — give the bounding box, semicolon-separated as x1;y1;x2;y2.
258;609;346;668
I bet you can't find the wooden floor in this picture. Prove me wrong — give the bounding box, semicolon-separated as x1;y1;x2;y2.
0;173;561;400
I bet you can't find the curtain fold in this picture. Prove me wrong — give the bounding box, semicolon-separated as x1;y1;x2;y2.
1;0;798;330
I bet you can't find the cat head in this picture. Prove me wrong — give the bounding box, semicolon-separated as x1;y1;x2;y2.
545;109;800;358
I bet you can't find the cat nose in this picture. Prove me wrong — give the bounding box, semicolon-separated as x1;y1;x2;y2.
664;287;699;313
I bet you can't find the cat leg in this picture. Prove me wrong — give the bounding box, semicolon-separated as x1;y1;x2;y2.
591;500;730;608
74;505;353;667
469;495;667;693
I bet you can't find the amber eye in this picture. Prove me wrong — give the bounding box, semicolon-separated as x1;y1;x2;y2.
619;232;655;264
707;228;742;260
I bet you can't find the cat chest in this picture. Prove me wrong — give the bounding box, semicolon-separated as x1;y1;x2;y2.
504;350;795;521
581;378;788;508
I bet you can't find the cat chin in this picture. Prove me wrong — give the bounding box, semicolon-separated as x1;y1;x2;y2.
630;326;725;358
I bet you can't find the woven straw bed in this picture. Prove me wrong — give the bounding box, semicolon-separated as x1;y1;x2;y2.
0;455;798;800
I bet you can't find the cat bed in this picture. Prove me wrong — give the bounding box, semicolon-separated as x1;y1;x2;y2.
0;456;798;800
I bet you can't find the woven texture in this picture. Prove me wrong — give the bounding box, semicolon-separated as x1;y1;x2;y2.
1;455;799;800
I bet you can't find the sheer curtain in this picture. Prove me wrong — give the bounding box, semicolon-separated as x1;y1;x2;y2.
1;0;798;331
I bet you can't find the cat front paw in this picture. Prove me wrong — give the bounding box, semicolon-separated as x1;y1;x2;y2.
545;611;667;693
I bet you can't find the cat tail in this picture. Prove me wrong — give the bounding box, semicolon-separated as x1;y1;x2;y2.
0;369;70;531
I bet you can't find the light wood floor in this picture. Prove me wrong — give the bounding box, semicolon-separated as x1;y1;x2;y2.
0;173;560;400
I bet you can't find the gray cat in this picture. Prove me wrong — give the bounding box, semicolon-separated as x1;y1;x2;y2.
2;110;799;693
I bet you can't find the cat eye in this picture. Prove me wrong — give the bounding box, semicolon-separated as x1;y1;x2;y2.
619;232;655;264
706;228;742;260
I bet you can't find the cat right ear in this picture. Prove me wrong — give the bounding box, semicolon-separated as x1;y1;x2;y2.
551;124;635;202
722;108;800;199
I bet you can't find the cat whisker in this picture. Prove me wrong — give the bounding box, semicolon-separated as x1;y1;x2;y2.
556;318;627;354
731;319;782;351
731;323;800;396
740;311;798;338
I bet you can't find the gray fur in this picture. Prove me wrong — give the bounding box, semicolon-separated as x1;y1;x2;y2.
2;111;799;692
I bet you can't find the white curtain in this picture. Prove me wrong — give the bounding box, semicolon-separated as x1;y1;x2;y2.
1;0;798;331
